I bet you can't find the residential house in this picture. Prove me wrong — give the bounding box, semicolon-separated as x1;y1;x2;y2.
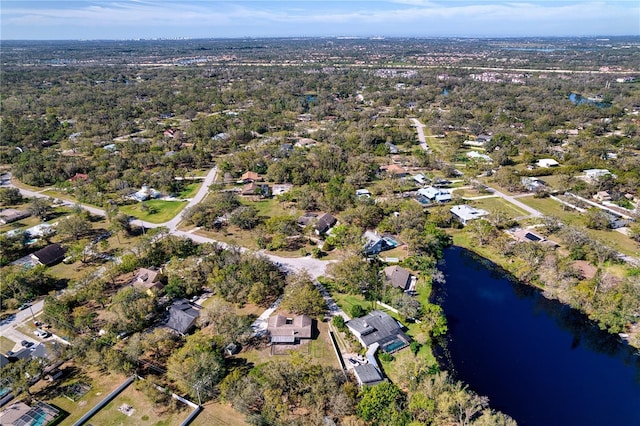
593;191;612;202
0;401;61;426
31;244;66;266
521;177;546;192
380;164;408;177
68;173;89;183
356;189;371;198
0;209;31;225
267;314;313;344
583;169;616;184
6;343;47;362
241;182;270;197
466;151;493;162
165;299;200;335
297;212;317;228
463;140;485;148
417;187;451;203
385;141;399;154
240;171;262;183
0;354;9;368
362;230;395;256
315;213;337;235
383;265;416;292
294;137;318;148
537;158;560;168
477;134;492;143
450;205;489;225
412;174;427;185
353;363;385;387
272;183;293;196
132;185;161;202
346;310;410;353
132;267;164;295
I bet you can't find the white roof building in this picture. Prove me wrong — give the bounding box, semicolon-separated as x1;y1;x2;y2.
466;151;493;162
417;187;451;203
537;158;560;168
450;205;489;225
583;169;616;183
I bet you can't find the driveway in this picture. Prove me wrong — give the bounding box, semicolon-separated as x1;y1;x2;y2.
410;118;430;152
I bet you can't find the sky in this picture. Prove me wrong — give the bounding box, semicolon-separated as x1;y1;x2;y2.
1;1;639;40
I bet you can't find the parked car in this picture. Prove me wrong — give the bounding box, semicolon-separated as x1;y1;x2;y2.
21;340;34;348
34;329;50;338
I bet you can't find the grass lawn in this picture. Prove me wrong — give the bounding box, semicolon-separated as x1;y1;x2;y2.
44;368;129;425
243;198;296;219
87;380;191;426
48;260;100;282
195;227;259;250
179;182;201;199
470;196;529;218
120;200;187;223
0;335;17;353
237;320;339;368
518;196;582;225
190;402;248;426
0;215;41;233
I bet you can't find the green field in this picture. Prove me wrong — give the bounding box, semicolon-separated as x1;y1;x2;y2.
87;381;191;426
179;182;201;198
470;196;529;218
120;200;187;223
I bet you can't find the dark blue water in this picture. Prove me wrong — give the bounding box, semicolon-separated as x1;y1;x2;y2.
435;247;640;426
568;92;609;108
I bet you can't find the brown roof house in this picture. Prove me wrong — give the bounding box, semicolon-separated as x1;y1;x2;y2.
132;267;165;295
31;243;66;266
383;266;417;293
240;171;262;183
267;314;313;344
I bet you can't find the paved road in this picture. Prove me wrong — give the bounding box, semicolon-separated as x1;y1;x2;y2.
4;167;343;345
474;182;543;218
0;301;44;350
410;118;430;152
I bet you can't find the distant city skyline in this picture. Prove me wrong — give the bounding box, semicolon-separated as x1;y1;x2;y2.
2;1;639;40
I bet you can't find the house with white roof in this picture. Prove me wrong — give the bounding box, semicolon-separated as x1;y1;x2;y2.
537;158;560;168
583;169;616;183
417;187;451;203
450;205;489;225
466;151;493;162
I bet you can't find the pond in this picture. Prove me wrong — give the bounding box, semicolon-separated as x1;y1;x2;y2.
434;247;640;426
568;92;610;108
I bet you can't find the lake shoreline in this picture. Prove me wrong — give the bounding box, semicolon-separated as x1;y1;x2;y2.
441;241;640;351
432;245;640;426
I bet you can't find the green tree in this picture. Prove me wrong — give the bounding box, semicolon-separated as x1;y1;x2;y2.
28;197;51;220
167;332;226;402
0;187;23;206
198;298;252;343
327;254;380;295
1;358;48;397
280;271;326;317
57;214;92;241
357;382;406;425
110;287;157;333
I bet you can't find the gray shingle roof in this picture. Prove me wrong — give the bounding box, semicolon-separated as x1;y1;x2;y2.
166;299;199;335
353;364;385;386
346;310;410;349
384;266;412;290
